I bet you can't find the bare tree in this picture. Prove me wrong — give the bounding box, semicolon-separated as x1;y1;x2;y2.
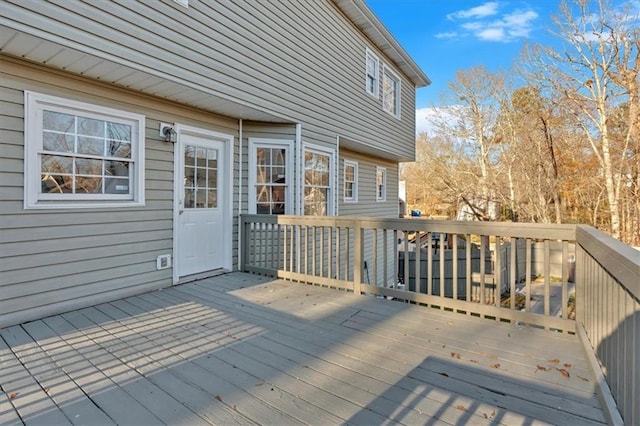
523;0;639;240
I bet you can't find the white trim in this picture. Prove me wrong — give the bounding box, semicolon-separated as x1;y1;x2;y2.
295;124;302;215
237;119;243;270
376;166;387;202
172;124;234;284
247;138;294;215
343;159;358;203
382;65;402;119
24;91;145;209
365;48;380;99
302;143;336;216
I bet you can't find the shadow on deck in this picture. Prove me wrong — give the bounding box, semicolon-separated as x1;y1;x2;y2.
1;272;606;425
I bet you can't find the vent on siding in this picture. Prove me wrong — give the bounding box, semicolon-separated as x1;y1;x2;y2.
156;254;172;270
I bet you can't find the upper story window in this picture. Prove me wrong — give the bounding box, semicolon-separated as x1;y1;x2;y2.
304;146;334;216
376;166;387;202
365;49;379;98
24;91;145;209
249;139;293;214
344;160;358;202
382;66;401;118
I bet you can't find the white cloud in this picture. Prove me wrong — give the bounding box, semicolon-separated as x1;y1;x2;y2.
435;31;458;39
440;3;539;43
447;2;499;20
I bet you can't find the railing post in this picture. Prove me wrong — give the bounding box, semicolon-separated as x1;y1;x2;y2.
575;244;585;325
354;223;362;295
240;215;248;272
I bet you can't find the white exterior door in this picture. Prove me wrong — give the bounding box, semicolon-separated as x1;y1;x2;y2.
174;128;232;281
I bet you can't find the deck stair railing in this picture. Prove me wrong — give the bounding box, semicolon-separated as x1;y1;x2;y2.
240;214;639;424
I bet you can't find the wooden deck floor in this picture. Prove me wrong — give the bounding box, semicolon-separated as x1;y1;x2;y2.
1;272;606;425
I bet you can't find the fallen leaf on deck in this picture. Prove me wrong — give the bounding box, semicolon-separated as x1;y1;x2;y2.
455;405;466;411
9;392;18;399
548;358;560;364
491;363;500;369
558;368;570;378
536;365;549;372
564;363;572;368
483;410;496;419
233;404;237;411
577;375;590;382
438;372;449;377
450;352;461;359
470;359;479;364
215;395;222;402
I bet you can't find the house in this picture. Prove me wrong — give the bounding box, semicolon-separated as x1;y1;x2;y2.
0;0;430;327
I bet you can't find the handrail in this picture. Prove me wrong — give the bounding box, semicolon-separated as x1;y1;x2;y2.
575;225;640;425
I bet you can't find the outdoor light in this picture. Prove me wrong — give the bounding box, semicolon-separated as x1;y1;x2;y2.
159;122;177;143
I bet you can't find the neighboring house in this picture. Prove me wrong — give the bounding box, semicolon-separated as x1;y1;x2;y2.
0;0;430;327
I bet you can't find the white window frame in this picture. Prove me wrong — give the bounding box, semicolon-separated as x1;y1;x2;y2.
303;144;335;216
365;49;380;98
248;138;294;215
343;159;358;203
24;91;145;209
376;166;387;202
382;65;401;119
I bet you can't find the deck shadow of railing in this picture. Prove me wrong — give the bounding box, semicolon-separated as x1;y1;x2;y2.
0;272;602;424
240;214;639;424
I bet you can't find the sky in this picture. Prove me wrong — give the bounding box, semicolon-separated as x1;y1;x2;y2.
365;0;638;134
366;0;559;110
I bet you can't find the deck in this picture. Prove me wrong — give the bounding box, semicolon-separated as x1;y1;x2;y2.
1;272;606;425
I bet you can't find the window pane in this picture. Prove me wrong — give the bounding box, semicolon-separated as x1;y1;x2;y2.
195;188;206;207
272;167;285;183
207;189;217;208
185;146;196;166
43;132;74;153
184;166;195;187
43;111;74;132
207;168;217;189
76;158;102;175
256;165;268;184
272;148;286;165
184;188;194;208
256;185;269;203
41;174;72;193
257;147;270;165
105;160;129;177
107;140;131;158
75;176;102;193
196;167;206;188
105;177;130;194
257;203;270;214
41;155;72;174
107;122;131;142
195;148;206;167
77;117;104;137
78;137;105;156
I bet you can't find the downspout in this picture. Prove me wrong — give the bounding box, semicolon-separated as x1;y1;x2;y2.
296;123;302;215
238;119;243;270
336;135;340;216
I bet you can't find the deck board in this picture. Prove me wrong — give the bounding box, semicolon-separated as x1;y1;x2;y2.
0;272;607;425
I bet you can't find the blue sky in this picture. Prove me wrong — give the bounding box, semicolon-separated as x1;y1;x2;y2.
366;0;561;109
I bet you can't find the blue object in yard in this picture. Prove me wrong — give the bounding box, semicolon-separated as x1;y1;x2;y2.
411;210;421;217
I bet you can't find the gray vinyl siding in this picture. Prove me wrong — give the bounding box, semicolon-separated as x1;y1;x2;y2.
339;150;399;218
1;0;417;161
0;59;242;327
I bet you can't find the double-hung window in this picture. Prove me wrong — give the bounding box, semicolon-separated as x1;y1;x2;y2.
24;91;145;208
382;66;401;118
376;167;387;202
344;160;358;202
365;49;379;98
304;146;334;216
249;139;292;215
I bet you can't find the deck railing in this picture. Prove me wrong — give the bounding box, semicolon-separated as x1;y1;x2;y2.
240;214;639;424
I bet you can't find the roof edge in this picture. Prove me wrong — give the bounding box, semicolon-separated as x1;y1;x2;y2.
333;0;431;88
